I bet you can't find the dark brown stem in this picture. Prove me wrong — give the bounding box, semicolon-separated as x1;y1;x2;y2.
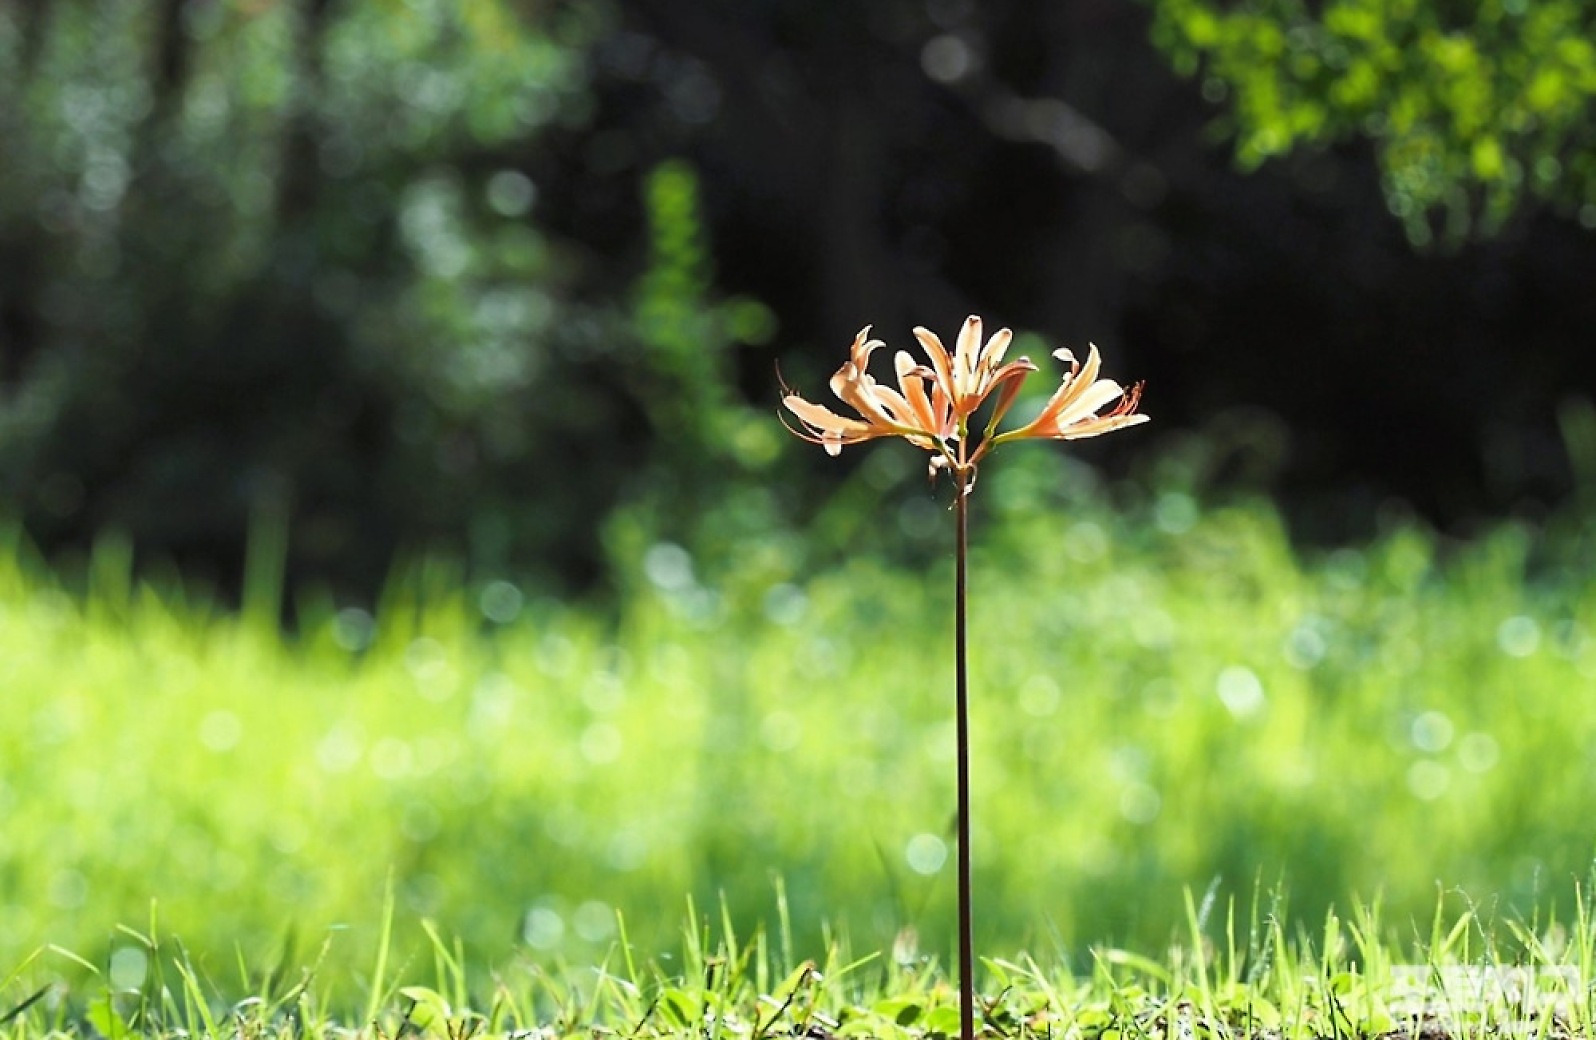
954;472;974;1040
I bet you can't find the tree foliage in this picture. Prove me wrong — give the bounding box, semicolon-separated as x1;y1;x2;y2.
1149;0;1596;245
0;0;778;595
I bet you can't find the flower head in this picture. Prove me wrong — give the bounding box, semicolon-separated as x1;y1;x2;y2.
990;343;1148;445
780;326;949;455
782;316;1145;479
911;315;1039;427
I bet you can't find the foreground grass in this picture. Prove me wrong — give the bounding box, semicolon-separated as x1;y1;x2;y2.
4;453;1596;974
5;893;1596;1039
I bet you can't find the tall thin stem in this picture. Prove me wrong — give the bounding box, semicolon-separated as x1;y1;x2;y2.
954;475;974;1040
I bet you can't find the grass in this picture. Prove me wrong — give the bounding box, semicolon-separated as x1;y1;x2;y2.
2;449;1596;999
4;888;1596;1038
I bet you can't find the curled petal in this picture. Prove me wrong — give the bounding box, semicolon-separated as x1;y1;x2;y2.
876;386;923;428
782;394;878;449
833;366;904;431
780;388;894;456
1010;343;1105;437
782;395;871;435
1048;343;1104;415
912;326;957;407
849;326;883;370
1049;378;1126;431
895;351;941;435
781;323;955;458
993;345;1147;444
979;327;1013;380
982;357;1039;432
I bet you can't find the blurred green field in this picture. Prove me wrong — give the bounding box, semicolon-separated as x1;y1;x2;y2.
4;455;1595;988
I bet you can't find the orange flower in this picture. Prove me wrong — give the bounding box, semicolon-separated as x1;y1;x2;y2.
911;315;1039;428
781;326;950;455
782;317;1145;474
992;343;1148;445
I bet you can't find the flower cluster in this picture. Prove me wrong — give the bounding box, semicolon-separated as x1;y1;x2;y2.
781;315;1146;481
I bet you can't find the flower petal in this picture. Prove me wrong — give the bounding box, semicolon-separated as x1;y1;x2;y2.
913;326;956;406
983;357;1038;431
1058;413;1151;440
1050;379;1126;430
955;315;982;396
849;326;881;369
979;327;1013;379
783;394;871;435
868;379;918;427
895;350;941;436
835;372;906;430
1032;342;1104;429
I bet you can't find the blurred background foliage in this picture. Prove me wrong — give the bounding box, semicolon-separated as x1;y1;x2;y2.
4;477;1596;983
1151;0;1596;245
1;0;1594;603
0;0;782;599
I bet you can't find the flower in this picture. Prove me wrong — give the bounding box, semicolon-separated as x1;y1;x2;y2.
911;315;1039;427
991;343;1148;445
782;317;1145;473
780;317;1144;1040
781;326;948;456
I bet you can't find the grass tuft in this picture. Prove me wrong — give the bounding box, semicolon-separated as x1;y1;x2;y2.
4;892;1594;1038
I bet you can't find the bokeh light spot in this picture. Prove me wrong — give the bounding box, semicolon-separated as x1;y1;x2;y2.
906;833;948;875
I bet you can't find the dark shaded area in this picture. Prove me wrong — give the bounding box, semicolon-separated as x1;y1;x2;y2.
0;0;1592;603
586;0;1595;533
